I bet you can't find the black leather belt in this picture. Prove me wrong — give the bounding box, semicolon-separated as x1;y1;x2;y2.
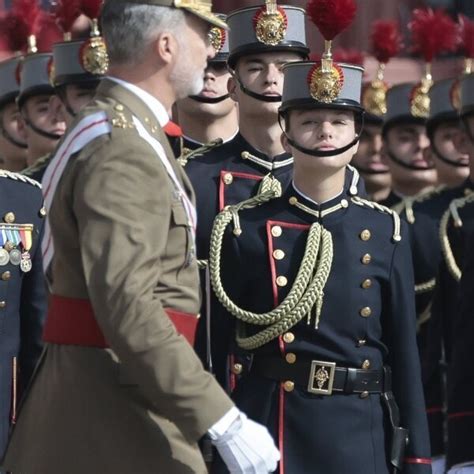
252;356;390;396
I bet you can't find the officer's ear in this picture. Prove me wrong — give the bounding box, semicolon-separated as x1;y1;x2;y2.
453;128;470;155
155;31;176;66
16;110;28;142
228;76;238;101
281;132;291;154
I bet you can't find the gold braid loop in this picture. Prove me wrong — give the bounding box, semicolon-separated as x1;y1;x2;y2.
391;186;446;223
197;259;208;270
415;278;436;294
350;196;402;242
178;138;223;167
439;194;474;282
209;174;334;350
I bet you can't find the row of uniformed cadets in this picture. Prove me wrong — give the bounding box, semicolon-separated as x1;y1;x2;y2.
0;0;106;467
181;2;474;474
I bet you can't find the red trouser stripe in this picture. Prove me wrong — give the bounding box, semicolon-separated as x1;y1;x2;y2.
43;295;198;347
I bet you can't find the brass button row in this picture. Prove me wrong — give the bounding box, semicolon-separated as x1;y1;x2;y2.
276;276;288;287
271;225;282;237
361;253;371;265
285;352;296;364
232;363;243;375
283;380;294;392
361;278;372;289
360;229;371;241
283;332;295;343
360;307;372;318
223;173;233;185
4;212;15;224
0;301;6;308
2;271;11;281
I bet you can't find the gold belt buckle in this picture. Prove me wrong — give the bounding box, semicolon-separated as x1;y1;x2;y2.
308;360;336;395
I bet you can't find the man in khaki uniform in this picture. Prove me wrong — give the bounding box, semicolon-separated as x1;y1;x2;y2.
1;2;279;473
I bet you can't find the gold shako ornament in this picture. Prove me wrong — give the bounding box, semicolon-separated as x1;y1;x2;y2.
208;26;226;53
253;0;288;46
308;46;344;103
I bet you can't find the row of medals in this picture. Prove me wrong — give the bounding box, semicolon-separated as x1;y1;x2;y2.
0;242;32;273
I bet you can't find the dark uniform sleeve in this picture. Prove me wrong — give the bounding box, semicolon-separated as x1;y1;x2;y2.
384;222;432;473
446;240;474;469
18;204;47;394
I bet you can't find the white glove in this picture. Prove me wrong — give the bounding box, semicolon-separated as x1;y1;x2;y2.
448;464;474;474
209;410;280;473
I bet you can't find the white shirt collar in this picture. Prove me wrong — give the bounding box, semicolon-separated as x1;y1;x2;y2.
107;76;169;127
292;180;344;206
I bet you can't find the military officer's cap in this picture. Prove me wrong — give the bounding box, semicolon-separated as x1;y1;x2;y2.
280;61;364;114
0;57;23;110
208;14;229;63
460;73;474;118
426;78;459;137
383;83;427;135
17;53;55;109
226;2;309;69
124;0;227;30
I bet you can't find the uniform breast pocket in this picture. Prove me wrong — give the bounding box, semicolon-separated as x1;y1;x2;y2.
171;202;194;268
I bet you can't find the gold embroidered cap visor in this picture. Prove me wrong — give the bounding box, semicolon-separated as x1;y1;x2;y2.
125;0;228;29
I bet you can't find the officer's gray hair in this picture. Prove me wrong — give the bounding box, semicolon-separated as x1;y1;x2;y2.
101;1;186;66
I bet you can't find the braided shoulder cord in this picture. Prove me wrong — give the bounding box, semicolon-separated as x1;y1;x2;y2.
178;138;223;167
350;196;402;242
209;175;334;350
415;278;436;294
439;194;474;282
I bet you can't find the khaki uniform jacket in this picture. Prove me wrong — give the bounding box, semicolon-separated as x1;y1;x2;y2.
2;79;234;474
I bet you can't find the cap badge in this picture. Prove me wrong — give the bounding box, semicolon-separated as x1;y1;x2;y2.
450;79;461;112
410;78;432;118
208;26;226;53
308;62;344;104
253;2;288;46
362;80;388;116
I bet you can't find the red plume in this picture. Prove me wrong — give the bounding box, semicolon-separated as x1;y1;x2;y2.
370;20;403;64
458;14;474;58
409;8;459;62
51;0;81;35
11;0;42;37
81;0;103;20
306;0;357;41
0;11;29;52
36;13;62;52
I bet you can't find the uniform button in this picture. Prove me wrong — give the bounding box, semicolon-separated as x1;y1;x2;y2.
360;307;372;318
39;207;47;217
271;225;282;237
285;353;296;364
273;249;285;260
361;254;372;265
361;279;372;289
341;199;349;208
360;391;369;399
362;359;371;369
289;196;298;205
276;276;288;287
1;271;11;281
114;104;124;111
231;363;243;375
283;332;295;343
4;212;15;223
357;339;367;347
222;173;233;185
0;301;6;308
283;380;295;392
4;241;14;252
360;229;371;241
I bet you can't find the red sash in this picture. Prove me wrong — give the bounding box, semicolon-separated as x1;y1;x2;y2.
43;295;198;347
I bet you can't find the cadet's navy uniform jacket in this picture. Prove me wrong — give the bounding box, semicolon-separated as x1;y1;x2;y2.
0;173;47;458
185;133;294;380
400;181;474;457
211;171;431;474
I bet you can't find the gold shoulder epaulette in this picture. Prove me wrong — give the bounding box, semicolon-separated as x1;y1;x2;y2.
178;138;224;167
392;185;446;223
0;169;41;189
351;196;401;242
439;193;474;282
109;103;135;130
22;154;51;178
